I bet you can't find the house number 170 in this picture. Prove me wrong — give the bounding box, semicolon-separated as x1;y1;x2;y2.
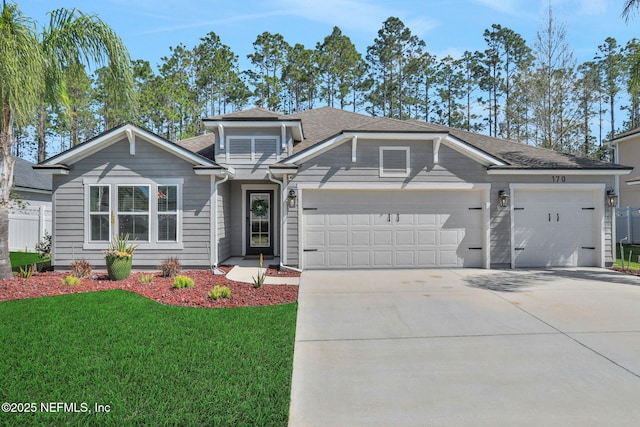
552;175;566;183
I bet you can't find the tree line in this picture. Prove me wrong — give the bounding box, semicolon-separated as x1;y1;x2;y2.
11;8;640;162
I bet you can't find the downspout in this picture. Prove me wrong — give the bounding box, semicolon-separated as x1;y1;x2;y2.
267;171;302;273
211;172;230;274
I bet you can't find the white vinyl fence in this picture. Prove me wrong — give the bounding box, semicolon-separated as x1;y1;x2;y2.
9;205;51;252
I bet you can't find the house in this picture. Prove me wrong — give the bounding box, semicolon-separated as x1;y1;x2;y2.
610;127;640;207
34;107;631;270
10;157;52;251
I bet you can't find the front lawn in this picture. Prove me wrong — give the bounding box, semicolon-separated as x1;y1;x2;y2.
0;290;297;426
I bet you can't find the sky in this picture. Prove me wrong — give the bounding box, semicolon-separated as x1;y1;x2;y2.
17;0;640;72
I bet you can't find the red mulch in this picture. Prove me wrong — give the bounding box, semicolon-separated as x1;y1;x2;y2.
0;266;299;308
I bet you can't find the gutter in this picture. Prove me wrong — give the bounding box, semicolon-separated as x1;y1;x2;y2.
267;170;302;273
211;172;231;274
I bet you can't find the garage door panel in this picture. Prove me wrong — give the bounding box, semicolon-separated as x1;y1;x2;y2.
374;230;393;245
306;229;326;246
329;214;348;226
440;229;461;245
328;251;349;267
351;251;371;267
373;251;393;267
418;230;437;245
306;214;325;226
351;214;371;226
351;230;370;246
395;230;415;245
328;231;347;246
305;251;326;269
395;251;415;266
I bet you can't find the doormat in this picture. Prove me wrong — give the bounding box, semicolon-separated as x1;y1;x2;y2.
243;255;275;260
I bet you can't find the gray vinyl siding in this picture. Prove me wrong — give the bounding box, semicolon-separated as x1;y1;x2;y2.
52;136;211;269
285;184;299;267
217;180;232;263
214;128;293;179
294;140;489;183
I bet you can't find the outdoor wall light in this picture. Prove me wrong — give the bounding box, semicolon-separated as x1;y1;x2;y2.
606;189;618;208
498;190;509;208
288;189;297;209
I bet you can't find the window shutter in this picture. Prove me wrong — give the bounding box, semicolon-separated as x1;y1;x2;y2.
228;138;252;162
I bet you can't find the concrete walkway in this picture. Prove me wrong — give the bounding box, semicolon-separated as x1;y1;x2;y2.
223;257;300;285
289;268;640;426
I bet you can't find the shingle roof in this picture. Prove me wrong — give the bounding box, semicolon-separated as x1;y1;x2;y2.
205;108;292;121
610;126;640;142
179;106;630;171
14;157;51;192
176;133;215;160
287;107;628;170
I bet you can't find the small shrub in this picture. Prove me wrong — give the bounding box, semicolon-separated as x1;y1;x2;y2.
252;253;266;289
70;260;93;278
159;257;181;277
173;275;194;289
17;264;35;279
139;273;155;284
208;285;231;300
35;232;52;258
61;275;81;286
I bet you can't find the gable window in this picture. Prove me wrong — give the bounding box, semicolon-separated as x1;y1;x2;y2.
380;147;410;177
118;185;150;241
89;185;110;241
158;185;178;241
226;136;279;164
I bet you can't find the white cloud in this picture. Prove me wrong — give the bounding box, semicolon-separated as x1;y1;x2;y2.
273;0;439;37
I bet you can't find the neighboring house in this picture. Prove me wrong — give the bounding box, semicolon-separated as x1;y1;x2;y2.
10;157;52;251
35;107;631;270
610;127;640;207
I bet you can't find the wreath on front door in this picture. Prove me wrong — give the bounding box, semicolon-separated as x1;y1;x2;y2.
250;199;268;217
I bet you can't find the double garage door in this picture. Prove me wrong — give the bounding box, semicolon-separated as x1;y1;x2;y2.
302;190;485;269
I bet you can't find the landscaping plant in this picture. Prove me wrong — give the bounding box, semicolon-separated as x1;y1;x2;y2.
173;275;195;289
252;253;266;289
159;257;181;277
70;260;93;278
60;276;81;286
35;232;52;259
17;264;34;279
208;285;231;300
139;273;155;284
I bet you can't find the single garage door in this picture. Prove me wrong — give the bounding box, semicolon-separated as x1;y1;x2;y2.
513;189;599;267
302;190;485;269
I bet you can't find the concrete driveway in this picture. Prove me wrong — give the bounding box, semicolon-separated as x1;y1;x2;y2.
288;268;640;426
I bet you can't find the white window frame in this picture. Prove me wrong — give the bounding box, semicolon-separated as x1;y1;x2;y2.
226;136;280;164
88;184;111;242
83;178;183;250
379;146;411;177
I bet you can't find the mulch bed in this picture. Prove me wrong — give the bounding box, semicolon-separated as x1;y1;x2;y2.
0;266;299;308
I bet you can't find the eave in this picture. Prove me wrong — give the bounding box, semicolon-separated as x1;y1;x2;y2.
487;168;633;176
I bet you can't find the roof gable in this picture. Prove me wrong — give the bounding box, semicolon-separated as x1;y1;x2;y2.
38;124;219;168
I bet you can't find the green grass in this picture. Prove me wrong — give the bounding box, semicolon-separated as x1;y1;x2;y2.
0;290;297;426
614;244;640;270
9;251;48;268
